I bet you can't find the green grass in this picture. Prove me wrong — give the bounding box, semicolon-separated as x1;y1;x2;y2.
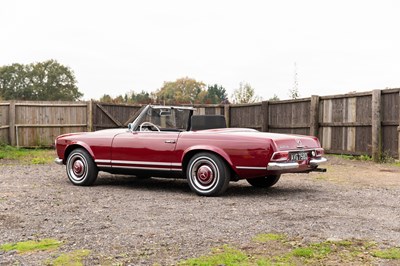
179;245;249;266
372;247;400;259
292;242;331;259
179;235;400;266
49;249;91;266
0;145;54;164
0;239;62;253
332;154;372;162
330;153;400;165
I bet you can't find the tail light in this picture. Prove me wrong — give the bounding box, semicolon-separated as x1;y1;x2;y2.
270;151;289;162
315;148;324;157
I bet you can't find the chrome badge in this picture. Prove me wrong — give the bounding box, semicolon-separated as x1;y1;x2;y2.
295;139;303;148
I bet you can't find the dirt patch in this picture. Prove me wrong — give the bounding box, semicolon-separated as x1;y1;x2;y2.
0;155;399;265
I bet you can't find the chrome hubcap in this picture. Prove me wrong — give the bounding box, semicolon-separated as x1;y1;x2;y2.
197;165;214;186
73;160;85;177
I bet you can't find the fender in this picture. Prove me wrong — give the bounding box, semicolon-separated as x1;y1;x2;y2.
63;140;96;162
181;145;237;174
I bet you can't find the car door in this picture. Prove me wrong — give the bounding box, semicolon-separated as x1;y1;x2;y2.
110;131;181;171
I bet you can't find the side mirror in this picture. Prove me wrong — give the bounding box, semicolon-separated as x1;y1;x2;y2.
128;123;133;131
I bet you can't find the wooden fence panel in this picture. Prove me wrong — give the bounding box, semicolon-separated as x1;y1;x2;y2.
229;104;263;130
93;102;143;131
13;102;88;147
0;103;10;144
192;105;225;116
382;90;399;157
320;93;374;155
269;100;310;135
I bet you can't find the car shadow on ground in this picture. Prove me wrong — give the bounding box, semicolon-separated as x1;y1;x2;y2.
93;174;317;197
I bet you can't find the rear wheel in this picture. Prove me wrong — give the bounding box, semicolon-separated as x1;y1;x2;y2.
246;175;281;188
66;148;98;186
186;152;230;196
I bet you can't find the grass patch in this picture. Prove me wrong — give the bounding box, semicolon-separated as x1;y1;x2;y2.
292;242;331;259
0;145;54;164
179;235;400;265
372;247;400;259
332;154;372;162
1;239;62;253
331;153;400;165
179;245;248;266
48;249;91;266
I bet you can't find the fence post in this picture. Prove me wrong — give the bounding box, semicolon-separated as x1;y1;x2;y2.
398;91;400;160
9;100;16;146
371;89;382;162
87;100;93;132
310;95;320;137
224;104;230;127
261;101;269;132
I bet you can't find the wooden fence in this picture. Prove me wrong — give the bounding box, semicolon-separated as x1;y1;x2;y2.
1;88;399;160
0;101;89;147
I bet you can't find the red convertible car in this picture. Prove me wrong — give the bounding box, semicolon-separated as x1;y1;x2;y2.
55;105;327;196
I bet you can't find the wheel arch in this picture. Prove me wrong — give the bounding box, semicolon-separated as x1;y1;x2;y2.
181;146;238;178
63;142;95;164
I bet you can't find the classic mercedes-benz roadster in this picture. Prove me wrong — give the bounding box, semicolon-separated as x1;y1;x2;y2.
55;105;327;196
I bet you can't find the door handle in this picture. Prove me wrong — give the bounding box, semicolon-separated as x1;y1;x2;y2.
165;140;176;144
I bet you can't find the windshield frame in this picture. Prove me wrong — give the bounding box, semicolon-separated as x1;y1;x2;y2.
129;105;196;132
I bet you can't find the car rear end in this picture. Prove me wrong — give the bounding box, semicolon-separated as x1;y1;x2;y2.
266;134;327;174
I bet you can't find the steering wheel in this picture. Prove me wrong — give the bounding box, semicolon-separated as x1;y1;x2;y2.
139;122;161;132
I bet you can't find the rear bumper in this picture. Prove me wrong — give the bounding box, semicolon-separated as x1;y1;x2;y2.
267;157;327;171
54;158;63;165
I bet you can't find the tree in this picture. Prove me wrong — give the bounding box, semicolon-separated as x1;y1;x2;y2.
0;60;83;101
288;87;300;99
231;82;261;104
130;90;152;104
269;94;280;101
99;94;113;103
155;77;206;104
204;84;228;104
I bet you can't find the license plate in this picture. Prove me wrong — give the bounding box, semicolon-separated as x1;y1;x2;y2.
290;152;308;161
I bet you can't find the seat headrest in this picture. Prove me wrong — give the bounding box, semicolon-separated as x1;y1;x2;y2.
190;115;226;131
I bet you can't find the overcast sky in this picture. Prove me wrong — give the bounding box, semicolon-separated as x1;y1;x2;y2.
1;0;399;101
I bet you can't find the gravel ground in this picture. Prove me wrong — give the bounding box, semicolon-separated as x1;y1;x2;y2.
1;155;400;265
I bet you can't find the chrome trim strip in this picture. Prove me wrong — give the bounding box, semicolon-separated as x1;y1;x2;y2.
54;158;63;165
267;162;299;170
95;159;111;164
113;165;177;171
111;160;181;167
97;165;112;168
236;166;266;170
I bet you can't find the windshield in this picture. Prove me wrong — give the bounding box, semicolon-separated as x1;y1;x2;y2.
135;106;192;131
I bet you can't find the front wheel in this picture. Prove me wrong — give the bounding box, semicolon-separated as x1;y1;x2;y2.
246;175;281;188
186;152;230;196
66;148;98;186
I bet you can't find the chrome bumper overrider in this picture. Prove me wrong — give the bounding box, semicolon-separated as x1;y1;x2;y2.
267;157;327;171
54;158;63;165
310;157;328;166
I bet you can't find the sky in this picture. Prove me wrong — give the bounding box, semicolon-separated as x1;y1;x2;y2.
1;0;400;101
